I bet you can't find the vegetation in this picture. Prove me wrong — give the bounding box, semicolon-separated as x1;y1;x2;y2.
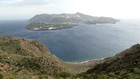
0;36;70;79
73;44;140;79
0;35;140;79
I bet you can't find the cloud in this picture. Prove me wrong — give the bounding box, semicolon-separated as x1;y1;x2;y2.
0;0;51;6
0;0;140;19
19;0;68;6
19;0;49;6
0;0;23;4
0;0;68;6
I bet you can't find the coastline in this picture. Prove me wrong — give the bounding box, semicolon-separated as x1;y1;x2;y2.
65;57;105;64
65;58;105;73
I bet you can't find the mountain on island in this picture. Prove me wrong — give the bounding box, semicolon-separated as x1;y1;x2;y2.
26;12;119;30
29;12;119;24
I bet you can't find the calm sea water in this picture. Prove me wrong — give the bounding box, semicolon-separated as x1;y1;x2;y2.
0;20;140;62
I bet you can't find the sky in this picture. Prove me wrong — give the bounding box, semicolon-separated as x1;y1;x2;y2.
0;0;140;20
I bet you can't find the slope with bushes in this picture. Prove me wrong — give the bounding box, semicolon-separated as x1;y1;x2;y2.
75;44;140;79
0;36;71;79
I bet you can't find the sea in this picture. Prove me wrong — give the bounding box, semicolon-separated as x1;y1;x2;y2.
0;19;140;62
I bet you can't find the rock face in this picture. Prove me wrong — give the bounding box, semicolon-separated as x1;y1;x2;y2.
26;12;119;31
0;36;70;79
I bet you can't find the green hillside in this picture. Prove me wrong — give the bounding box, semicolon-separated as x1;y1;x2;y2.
0;35;140;79
0;36;71;79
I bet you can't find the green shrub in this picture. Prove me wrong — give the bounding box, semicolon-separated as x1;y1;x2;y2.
57;72;71;78
0;73;3;79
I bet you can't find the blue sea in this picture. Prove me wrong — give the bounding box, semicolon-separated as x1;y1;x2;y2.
0;20;140;62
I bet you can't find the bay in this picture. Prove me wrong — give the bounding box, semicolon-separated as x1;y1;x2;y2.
0;20;140;62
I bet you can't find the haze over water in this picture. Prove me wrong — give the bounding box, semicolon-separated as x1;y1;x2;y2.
0;19;140;62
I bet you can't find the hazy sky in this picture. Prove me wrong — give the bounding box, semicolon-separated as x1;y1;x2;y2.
0;0;140;20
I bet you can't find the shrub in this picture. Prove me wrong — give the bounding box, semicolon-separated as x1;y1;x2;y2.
0;73;3;79
57;72;71;78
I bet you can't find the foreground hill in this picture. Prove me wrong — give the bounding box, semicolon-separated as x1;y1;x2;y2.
0;35;140;79
75;44;140;79
26;12;119;30
0;36;71;79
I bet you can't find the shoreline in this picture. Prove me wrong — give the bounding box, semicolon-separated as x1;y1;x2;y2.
65;58;105;73
65;57;105;64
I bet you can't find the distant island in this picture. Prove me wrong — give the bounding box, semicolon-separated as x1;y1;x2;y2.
26;12;119;31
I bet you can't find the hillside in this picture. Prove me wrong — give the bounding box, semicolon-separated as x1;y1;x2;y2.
0;35;140;79
0;36;71;79
0;36;103;79
75;44;140;79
